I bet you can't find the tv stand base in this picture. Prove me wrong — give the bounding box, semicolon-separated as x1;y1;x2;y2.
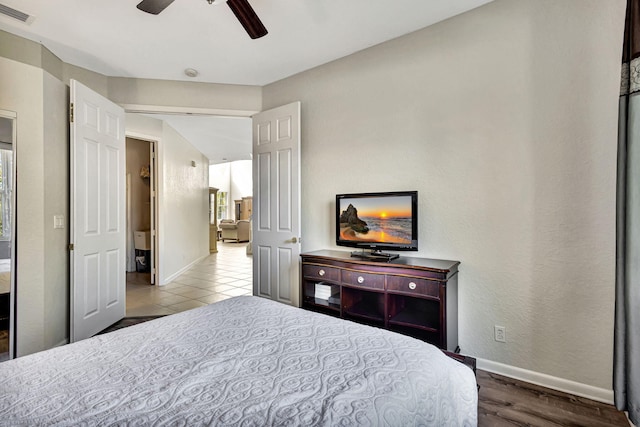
350;250;399;262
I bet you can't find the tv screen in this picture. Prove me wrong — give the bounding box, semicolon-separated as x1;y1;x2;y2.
336;191;418;259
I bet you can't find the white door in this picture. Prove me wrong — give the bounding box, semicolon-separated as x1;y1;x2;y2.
70;79;126;342
252;102;301;306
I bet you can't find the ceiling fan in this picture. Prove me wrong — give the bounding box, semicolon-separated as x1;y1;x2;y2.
136;0;268;39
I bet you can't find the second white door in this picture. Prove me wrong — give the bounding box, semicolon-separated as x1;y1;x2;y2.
252;102;301;306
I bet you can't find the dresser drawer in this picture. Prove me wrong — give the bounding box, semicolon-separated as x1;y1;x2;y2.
341;270;385;290
302;264;340;282
386;276;440;299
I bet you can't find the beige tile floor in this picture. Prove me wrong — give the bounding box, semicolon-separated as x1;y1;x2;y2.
126;241;252;317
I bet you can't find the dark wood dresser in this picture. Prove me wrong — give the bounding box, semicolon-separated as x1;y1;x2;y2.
300;250;460;352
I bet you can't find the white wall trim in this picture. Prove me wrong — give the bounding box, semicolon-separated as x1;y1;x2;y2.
161;253;209;285
477;358;614;405
121;104;257;118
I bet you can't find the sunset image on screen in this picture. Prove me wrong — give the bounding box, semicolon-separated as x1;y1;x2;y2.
338;196;413;244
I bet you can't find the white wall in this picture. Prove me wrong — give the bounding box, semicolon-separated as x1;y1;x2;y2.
1;57;46;357
230;160;252;204
43;71;69;349
0;56;62;357
108;77;261;115
125;113;210;284
160;122;209;282
263;0;625;397
210;160;252;219
210;162;231;193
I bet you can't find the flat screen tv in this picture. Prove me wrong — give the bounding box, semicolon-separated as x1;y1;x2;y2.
336;191;418;261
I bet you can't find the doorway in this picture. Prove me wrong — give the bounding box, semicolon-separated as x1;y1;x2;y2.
125;137;156;310
0;111;16;361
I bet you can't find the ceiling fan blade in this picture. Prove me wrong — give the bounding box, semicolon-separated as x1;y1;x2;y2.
226;0;268;39
136;0;175;15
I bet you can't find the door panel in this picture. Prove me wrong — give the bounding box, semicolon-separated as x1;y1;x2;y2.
257;152;271;230
252;102;301;306
71;79;126;342
277;248;292;301
277;149;292;230
258;246;271;296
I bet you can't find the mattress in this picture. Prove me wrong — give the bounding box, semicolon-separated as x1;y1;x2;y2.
0;296;477;426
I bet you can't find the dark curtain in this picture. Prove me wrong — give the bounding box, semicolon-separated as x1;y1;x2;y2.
616;1;640;424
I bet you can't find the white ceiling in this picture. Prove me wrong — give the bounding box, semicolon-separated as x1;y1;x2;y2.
147;114;252;164
0;0;493;86
0;0;493;163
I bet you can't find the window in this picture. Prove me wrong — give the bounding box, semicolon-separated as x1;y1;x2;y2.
0;148;12;241
217;191;228;222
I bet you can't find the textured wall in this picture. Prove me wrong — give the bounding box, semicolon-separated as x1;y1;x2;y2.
108;78;261;114
0;57;46;357
160;122;209;281
263;0;625;392
43;71;69;349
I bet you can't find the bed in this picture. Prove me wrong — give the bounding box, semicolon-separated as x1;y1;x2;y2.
0;296;477;426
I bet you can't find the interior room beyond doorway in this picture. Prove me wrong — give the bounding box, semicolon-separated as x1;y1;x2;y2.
124;114;254;317
126;241;252;317
126;137;154;284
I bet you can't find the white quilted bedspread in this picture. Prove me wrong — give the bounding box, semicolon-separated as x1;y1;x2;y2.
0;296;477;426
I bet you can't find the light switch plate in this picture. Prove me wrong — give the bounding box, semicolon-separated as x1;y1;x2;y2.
54;215;64;229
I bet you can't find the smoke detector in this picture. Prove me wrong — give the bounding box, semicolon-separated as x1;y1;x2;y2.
184;68;199;78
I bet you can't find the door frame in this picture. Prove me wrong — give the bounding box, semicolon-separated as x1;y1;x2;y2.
126;131;160;286
0;109;17;360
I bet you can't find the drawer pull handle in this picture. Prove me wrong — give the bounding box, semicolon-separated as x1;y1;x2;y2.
319;269;325;277
408;282;417;290
357;276;365;284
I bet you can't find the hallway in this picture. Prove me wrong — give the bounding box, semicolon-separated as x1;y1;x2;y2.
126;242;252;316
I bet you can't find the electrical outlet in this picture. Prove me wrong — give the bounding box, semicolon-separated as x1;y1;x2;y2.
494;325;506;343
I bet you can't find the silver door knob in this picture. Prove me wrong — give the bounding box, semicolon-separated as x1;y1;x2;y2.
408;282;417;290
357;276;365;284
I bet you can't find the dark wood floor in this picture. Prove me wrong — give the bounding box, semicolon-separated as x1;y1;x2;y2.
478;370;630;426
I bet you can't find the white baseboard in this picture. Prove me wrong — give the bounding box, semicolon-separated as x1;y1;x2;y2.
476;358;614;405
161;254;208;285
